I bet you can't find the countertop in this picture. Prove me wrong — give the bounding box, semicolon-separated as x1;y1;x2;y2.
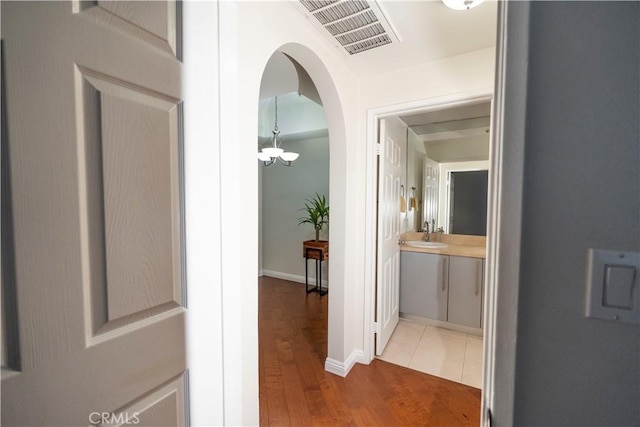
399;232;487;259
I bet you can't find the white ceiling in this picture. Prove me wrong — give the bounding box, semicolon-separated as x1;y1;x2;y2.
290;0;498;77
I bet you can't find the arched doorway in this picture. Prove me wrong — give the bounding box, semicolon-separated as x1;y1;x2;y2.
257;52;331;423
268;43;349;373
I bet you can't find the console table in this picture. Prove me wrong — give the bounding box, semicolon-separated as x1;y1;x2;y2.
302;240;328;296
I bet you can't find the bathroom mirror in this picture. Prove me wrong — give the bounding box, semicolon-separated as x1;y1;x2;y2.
399;101;491;235
447;169;488;235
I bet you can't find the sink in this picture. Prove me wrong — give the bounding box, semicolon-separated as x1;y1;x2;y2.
404;241;448;249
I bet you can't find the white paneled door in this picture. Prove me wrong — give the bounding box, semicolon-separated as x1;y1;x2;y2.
375;117;407;356
1;2;187;425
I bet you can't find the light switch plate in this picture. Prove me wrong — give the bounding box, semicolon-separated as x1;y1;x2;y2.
586;249;639;325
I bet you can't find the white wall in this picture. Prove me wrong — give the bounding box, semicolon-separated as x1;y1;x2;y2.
360;48;496;110
508;2;639;425
261;136;329;282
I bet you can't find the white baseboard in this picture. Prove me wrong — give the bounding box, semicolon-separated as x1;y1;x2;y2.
324;350;366;377
262;269;328;286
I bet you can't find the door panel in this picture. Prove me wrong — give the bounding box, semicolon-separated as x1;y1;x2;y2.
101;375;186;427
78;1;178;57
97;76;181;322
376;117;406;356
1;2;186;425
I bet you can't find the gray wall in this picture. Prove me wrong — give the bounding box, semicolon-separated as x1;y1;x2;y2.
513;2;639;425
260;136;329;280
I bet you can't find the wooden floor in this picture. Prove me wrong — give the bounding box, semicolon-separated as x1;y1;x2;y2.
259;276;481;426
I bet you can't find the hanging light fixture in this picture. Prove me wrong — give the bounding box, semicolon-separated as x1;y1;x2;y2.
442;0;485;10
257;96;299;167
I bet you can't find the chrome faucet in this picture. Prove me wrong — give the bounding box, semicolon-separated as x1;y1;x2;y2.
423;221;430;242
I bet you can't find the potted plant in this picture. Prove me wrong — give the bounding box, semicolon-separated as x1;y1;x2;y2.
298;193;329;242
299;193;329;265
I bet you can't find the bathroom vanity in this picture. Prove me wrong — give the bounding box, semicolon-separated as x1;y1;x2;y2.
399;233;486;333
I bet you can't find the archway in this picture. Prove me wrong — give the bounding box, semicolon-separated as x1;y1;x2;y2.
261;43;348;371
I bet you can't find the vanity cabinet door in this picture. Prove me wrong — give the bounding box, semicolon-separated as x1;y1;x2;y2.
448;256;484;328
400;252;449;321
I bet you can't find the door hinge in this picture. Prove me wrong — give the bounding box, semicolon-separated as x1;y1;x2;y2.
374;321;381;334
376;143;381;156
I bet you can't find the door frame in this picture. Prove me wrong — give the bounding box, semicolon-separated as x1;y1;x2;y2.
482;1;530;424
364;91;493;364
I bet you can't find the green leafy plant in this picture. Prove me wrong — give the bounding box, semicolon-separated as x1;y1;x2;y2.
298;193;329;242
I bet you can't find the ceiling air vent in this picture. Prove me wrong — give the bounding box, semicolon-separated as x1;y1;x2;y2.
295;0;400;55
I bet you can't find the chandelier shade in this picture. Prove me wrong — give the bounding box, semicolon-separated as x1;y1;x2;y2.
280;152;300;162
257;152;271;162
258;96;299;167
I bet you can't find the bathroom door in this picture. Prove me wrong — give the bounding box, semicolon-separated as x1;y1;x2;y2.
1;2;187;425
375;117;406;355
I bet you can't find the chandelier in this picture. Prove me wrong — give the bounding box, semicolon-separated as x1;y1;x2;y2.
257;96;299;167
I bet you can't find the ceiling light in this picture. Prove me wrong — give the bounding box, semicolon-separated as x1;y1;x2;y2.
258;96;299;167
442;0;486;10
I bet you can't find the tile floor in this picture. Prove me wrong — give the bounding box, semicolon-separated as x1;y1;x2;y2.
378;319;483;389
